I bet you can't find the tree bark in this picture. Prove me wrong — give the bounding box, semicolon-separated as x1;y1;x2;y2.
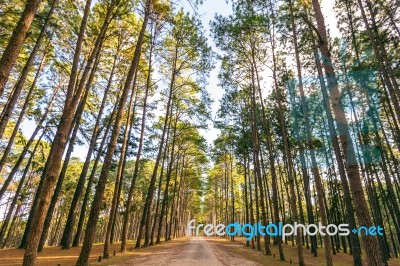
73;94;119;247
0;131;44;244
38;53;98;251
157;115;178;243
0;41;48;175
0;0;43;97
62;52;119;249
135;43;177;249
311;0;384;264
76;1;151;264
22;1;92;264
0;0;57;139
0;85;59;202
103;77;138;258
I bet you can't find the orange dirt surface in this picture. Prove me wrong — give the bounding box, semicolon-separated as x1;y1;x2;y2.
0;239;188;266
1;237;400;266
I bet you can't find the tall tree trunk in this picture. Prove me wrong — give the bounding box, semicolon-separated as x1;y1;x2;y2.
159;116;178;242
76;1;151;264
120;50;154;250
290;1;356;264
22;1;93;264
0;0;57;139
0;131;43;244
62;50;119;249
135;44;177;249
0;85;59;202
0;0;43;96
2;203;23;249
249;66;271;256
109;87;141;244
0;39;49;173
151;143;168;245
38;51;99;251
311;0;384;264
243;153;250;247
120;44;153;249
73;95;119;247
153;113;173;245
167;154;182;241
103;77;139;259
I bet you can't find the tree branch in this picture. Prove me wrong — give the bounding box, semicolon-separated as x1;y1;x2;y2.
298;13;324;46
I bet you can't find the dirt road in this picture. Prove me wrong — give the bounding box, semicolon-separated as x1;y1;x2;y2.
112;237;260;266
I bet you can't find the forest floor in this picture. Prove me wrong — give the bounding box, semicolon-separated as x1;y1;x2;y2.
0;237;400;266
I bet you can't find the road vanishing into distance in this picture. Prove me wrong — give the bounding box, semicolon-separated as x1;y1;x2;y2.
113;237;260;266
